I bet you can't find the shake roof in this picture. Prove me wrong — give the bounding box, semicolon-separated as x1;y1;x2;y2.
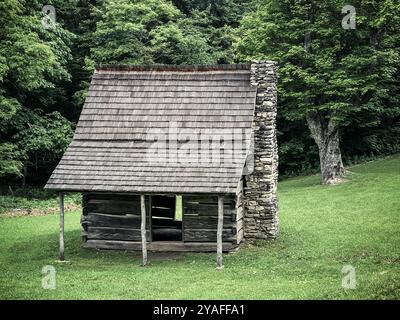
45;64;257;194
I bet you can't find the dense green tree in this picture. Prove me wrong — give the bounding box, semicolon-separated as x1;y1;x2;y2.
10;110;74;186
1;0;399;187
172;0;250;27
0;0;74;185
85;0;181;66
235;0;400;183
150;9;233;64
84;0;237;67
53;0;105;120
170;0;250;63
78;0;236;101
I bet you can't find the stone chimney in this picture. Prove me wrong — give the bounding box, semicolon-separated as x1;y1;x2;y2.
243;61;279;240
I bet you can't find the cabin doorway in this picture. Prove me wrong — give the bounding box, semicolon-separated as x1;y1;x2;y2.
150;195;182;241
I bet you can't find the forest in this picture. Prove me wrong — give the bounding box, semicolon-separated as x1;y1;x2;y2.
1;0;399;188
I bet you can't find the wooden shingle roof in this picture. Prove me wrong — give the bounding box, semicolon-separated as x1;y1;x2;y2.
45;64;257;194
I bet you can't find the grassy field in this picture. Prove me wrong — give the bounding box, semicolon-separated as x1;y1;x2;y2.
0;155;399;299
0;189;80;215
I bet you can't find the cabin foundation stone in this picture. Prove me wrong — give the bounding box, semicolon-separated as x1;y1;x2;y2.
243;61;279;241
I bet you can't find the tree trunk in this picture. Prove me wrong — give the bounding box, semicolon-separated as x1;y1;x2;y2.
306;112;345;184
302;25;344;184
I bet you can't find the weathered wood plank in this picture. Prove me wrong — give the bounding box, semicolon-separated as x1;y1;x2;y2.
87;226;149;241
47;183;237;194
82;212;141;228
49;178;238;188
81;108;254;116
184;228;234;242
59;193;65;261
86;200;140;215
85;96;254;105
181;195;235;204
184;205;235;216
88;193;140;202
86;90;255;98
84;240;238;252
85;193;150;211
183;215;233;229
86;85;254;92
78;115;253;123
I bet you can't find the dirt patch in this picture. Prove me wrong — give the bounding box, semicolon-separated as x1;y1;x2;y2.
1;203;81;217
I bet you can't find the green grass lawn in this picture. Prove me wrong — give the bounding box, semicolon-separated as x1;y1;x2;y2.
0;155;399;299
0;189;80;215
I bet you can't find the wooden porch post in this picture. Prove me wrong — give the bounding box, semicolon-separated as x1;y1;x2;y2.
216;195;224;269
59;192;65;261
140;194;148;266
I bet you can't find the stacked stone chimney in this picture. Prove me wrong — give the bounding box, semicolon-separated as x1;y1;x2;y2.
243;61;279;240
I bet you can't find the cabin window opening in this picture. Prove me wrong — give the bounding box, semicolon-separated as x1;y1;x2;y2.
151;195;182;241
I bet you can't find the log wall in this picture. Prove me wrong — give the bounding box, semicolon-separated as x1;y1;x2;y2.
81;193;151;243
182;194;238;243
81;193;241;250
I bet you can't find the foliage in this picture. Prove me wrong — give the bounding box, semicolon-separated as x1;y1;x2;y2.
0;187;81;214
86;0;180;66
0;143;24;177
150;9;228;65
0;155;399;298
84;0;238;67
172;0;250;27
0;0;399;184
0;0;74;184
13;111;74;157
235;0;400;178
236;0;399;121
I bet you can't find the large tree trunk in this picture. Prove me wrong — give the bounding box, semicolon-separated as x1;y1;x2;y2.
306;112;345;184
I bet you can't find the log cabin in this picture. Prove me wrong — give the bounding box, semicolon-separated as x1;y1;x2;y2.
45;61;279;267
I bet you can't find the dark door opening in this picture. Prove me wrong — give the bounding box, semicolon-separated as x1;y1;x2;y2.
151;195;182;241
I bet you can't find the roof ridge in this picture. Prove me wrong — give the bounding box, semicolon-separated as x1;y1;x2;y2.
95;64;251;72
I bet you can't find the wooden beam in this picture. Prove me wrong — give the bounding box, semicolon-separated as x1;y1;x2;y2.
59;192;65;261
216;195;224;269
84;240;239;252
140;194;148;266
